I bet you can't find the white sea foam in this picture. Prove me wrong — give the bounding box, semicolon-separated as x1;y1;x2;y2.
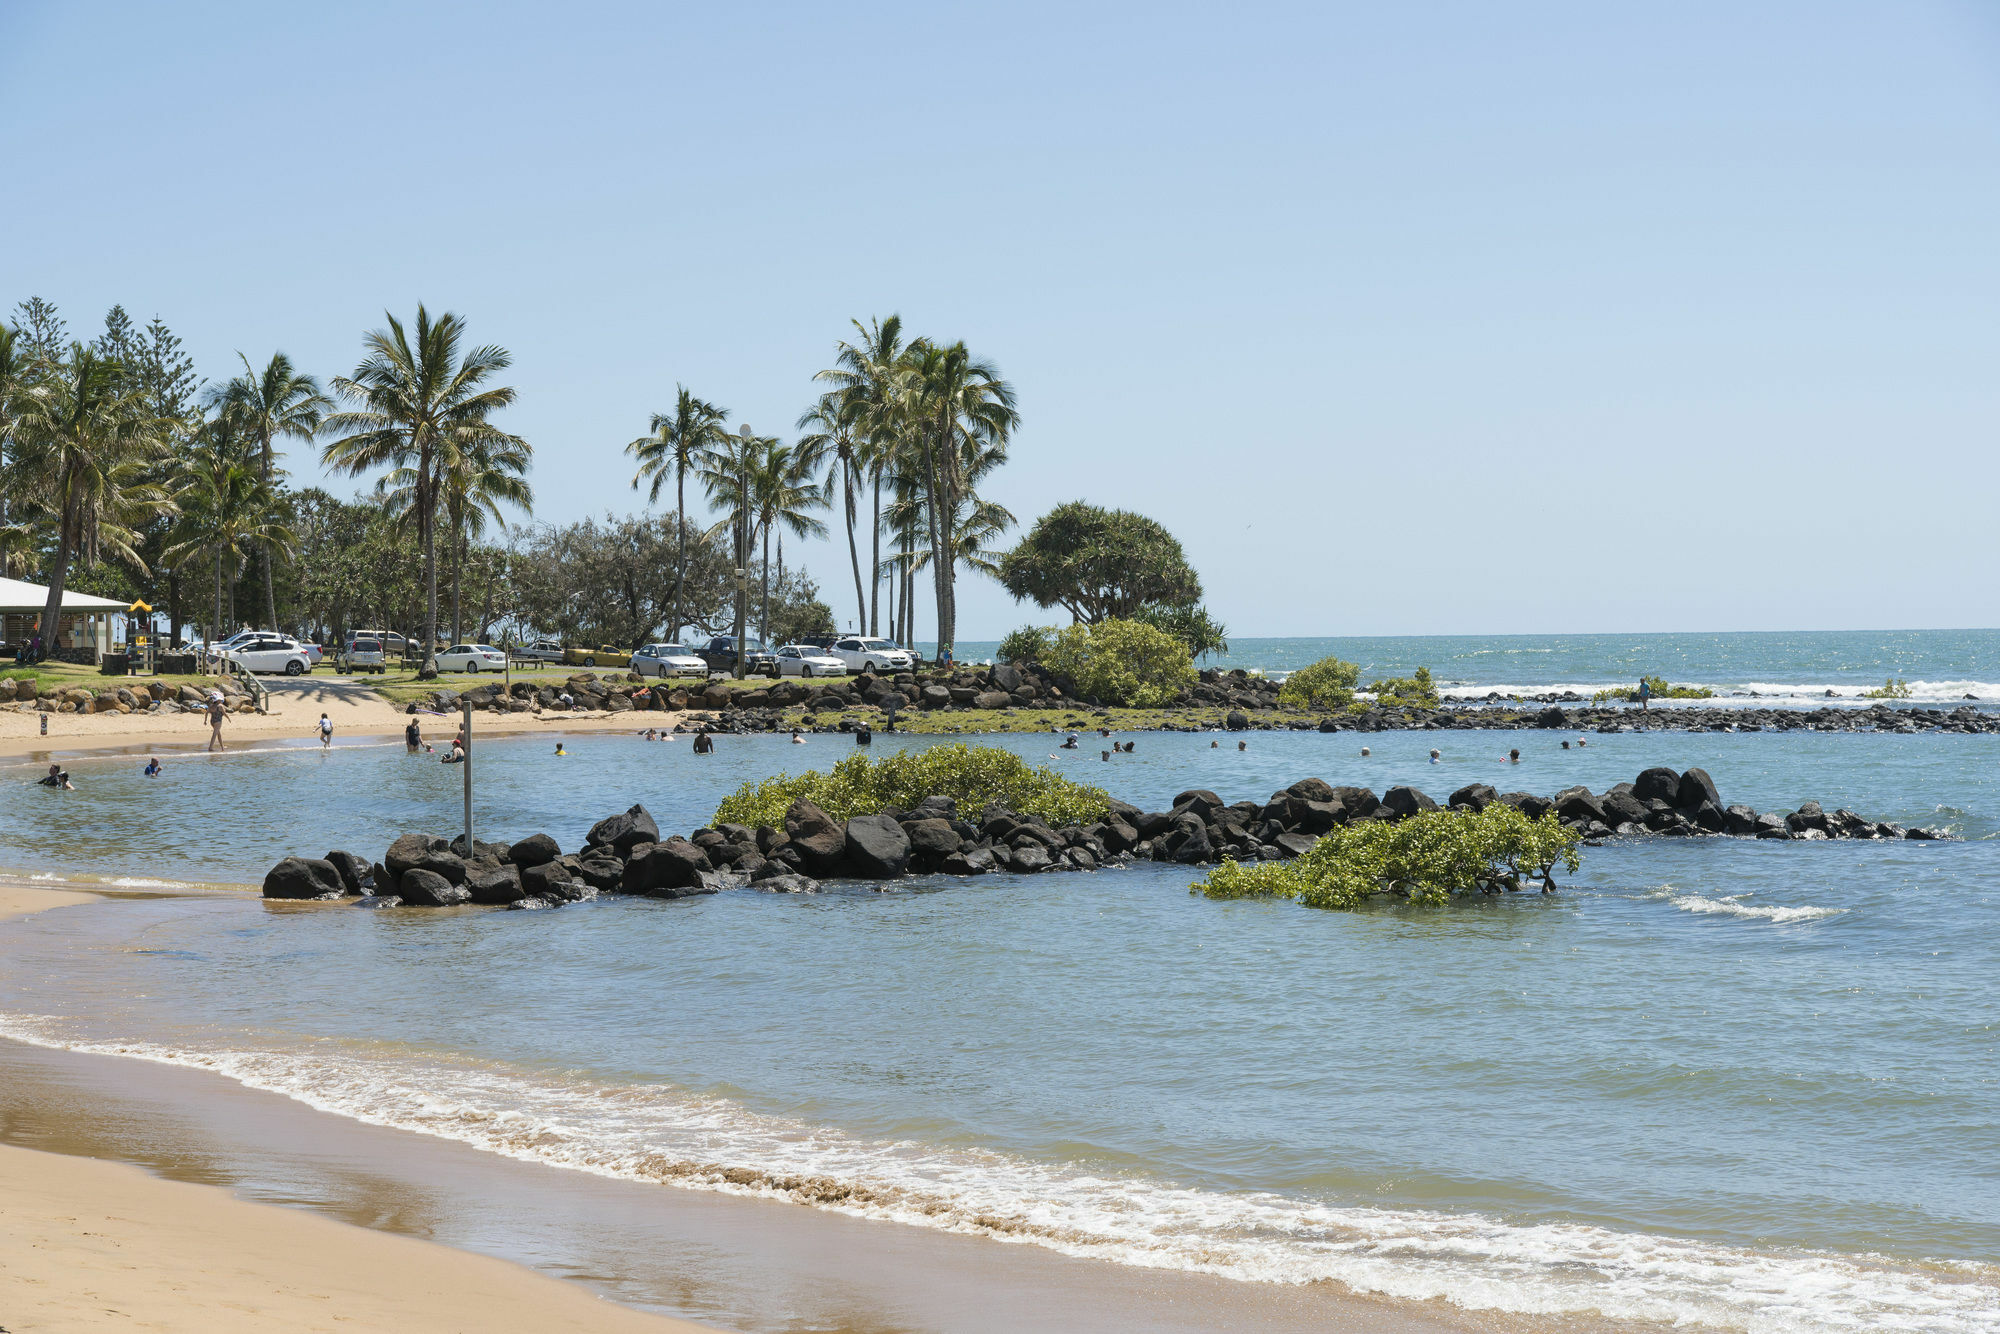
2;1012;1992;1333
1666;893;1847;925
1427;679;2000;707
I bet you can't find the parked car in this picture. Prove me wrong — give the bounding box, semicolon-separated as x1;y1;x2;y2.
436;643;508;673
631;643;708;678
828;636;915;674
774;644;850;678
563;644;632;668
515;639;566;663
222;637;315;676
697;635;779;677
299;642;324;666
349;629;411;662
341;637;388;674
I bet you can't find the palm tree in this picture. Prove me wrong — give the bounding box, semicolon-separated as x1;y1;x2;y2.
814;316;908;637
210;352;330;631
321;307;521;675
0;323;32;577
746;438;829;642
904;339;1018;656
699;425;765;675
627;386;728;643
10;344;174;648
377;432;533;643
794;392;868;631
164;411;296;642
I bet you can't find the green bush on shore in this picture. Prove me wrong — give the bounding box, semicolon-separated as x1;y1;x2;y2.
1040;618;1196;708
1195;804;1582;910
1591;674;1714;704
997;625;1056;666
1365;666;1440;709
713;743;1111;829
1864;677;1913;700
1278;656;1361;709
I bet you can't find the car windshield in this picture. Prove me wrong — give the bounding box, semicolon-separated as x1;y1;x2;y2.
475;645;498;653
861;639;899;651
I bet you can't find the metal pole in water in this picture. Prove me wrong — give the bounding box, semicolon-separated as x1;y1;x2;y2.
462;697;474;852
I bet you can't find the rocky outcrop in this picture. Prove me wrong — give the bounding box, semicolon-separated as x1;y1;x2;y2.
262;856;346;900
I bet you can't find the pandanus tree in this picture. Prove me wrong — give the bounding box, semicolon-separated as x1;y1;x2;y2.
626;386;729;643
209;352;329;629
164;411;296;641
321;307;523;675
10;344;173;647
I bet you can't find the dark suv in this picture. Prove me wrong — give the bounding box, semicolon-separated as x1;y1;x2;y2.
697;635;779;678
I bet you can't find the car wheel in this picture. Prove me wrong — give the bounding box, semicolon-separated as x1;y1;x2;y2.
285;660;303;676
584;656;596;667
465;662;478;673
802;665;813;678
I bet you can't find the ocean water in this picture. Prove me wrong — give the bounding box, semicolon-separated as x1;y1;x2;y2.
2;720;1998;1332
931;627;2000;705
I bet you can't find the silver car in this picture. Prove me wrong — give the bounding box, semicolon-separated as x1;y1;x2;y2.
631;642;708;678
830;636;915;673
774;644;849;678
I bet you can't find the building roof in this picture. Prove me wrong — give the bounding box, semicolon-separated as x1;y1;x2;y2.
0;577;129;614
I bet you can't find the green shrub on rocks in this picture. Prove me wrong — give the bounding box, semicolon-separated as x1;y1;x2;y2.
1592;675;1714;704
1864;677;1913;700
1277;656;1361;710
1194;804;1581;909
1040;618;1196;708
1365;666;1440;709
713;743;1111;829
997;625;1056;666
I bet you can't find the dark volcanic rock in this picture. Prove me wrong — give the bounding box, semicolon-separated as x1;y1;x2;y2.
263;856;345;900
1633;767;1682;804
904;818;961;862
844;814;911;878
625;840;710;894
1381;785;1439;819
1449;783;1497;812
587;804;660;854
508;833;561;868
784;799;848;875
323;850;371;895
398;868;471;907
1675;767;1722;813
466;864;526;904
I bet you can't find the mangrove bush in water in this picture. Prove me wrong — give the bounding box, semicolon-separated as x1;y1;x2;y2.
714;744;1111;829
1365;666;1440;709
1278;656;1361;710
1592;674;1715;704
1194;804;1582;909
1041;617;1197;707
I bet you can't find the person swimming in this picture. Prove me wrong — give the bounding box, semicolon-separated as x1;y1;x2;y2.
1429;748;1441;763
1360;747;1371;757
1562;740;1572;750
554;742;567;757
143;756;161;777
1507;748;1521;763
37;763;72;789
1237;740;1247;751
790;730;806;744
1060;734;1079;749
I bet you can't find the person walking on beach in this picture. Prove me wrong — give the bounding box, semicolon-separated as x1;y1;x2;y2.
318;713;333;748
205;691;227;752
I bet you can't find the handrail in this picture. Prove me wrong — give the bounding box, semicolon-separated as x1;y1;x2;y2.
213;654;270;714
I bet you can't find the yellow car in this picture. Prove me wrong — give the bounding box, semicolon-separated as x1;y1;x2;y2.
563;644;631;668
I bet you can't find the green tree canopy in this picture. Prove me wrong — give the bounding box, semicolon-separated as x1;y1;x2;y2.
999;501;1203;625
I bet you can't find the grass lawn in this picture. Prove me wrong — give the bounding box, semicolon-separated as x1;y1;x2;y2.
0;661;231;694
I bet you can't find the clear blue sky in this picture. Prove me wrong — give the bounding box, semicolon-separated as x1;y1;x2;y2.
5;2;1998;639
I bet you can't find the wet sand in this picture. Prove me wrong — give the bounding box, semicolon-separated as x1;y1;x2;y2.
0;887;1646;1333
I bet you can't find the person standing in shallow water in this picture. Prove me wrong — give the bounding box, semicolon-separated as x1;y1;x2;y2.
205;693;227;752
692;730;714;755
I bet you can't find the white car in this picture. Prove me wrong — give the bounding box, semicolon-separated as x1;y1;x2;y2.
829;636;915;673
515;639;566;663
223;637;315;676
631;643;708;678
436;643;508;673
774;644;849;678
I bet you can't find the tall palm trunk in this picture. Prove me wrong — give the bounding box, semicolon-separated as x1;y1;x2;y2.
869;472;882;636
760;522;772;644
38;502;76;652
419;448;439;672
450;524;465;646
260;438;278;629
212;552;223;647
670;462;687;642
843;459;864;633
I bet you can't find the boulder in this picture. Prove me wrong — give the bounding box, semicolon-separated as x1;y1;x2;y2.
1331;787;1378;818
1722;804;1761;836
15;678;37;702
920;684;952;709
398;868;471;907
783;799;848;875
903;818;961;861
1274;831;1318;858
1285;778;1336;803
507;832;561;868
1553;786;1607;826
466;864;527;905
988;663;1023;692
1224;709;1249;731
587;803;659;854
1171;789;1226;820
972;690;1012;710
1501;792;1554;819
354;895;402;909
383;832;436;878
1674;767;1722;812
844;814;911;878
262;856;345;900
1448;783;1497;812
1536;705;1568;729
576;856;626;891
940;846;997;875
1633;767;1682;804
1010;843;1054;873
624;840;710;894
755;872;819;894
323;850;372;895
1381;786;1438;819
521;861;577;900
1600;790;1649;827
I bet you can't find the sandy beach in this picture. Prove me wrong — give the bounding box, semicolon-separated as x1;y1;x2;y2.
0;675;693;760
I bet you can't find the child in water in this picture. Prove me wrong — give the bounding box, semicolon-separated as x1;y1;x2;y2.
554;742;567;757
143;756;161;777
318;713;333;747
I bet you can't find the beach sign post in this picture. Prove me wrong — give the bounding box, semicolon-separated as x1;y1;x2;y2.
461;698;474;851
